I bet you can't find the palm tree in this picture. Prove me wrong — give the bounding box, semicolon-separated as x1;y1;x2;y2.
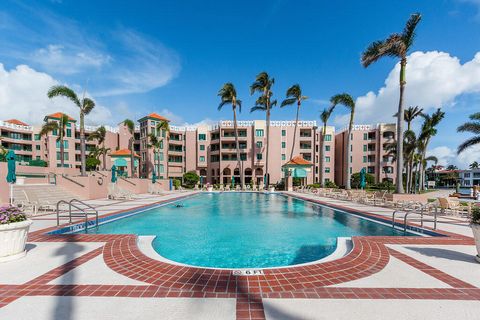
319;107;335;187
361;13;422;193
280;84;308;160
417;108;445;191
148;133;160;178
218;83;244;188
88;126;107;170
123;119;136;178
250;72;275;188
156;120;170;179
470;161;479;170
40;114;69;168
457;112;480;155
330;93;355;189
404;106;423;131
47;85;95;176
403;130;418;193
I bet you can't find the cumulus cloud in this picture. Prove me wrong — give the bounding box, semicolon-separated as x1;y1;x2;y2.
334;51;480;126
0;63;113;126
427;145;480;169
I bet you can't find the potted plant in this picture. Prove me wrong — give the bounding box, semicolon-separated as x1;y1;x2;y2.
471;205;480;263
0;206;32;262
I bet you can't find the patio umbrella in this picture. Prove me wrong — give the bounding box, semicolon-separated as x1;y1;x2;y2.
231;176;235;189
359;168;366;190
6;150;16;205
111;165;117;183
152;170;157;184
200;175;203;186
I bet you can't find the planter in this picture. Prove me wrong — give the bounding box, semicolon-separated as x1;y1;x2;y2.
0;220;32;262
472;224;480;263
207;186;213;192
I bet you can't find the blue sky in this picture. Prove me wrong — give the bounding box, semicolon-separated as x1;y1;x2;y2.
0;0;480;167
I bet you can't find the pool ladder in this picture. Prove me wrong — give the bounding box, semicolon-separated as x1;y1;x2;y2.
56;199;99;233
391;203;438;233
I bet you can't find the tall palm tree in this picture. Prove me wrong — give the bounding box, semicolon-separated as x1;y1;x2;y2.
88;126;107;170
148;133;161;178
47;85;95;176
218;83;244;188
457;112;480;155
331;93;355;189
470;161;479;170
280;84;308;160
404;106;423;131
403;130;418;193
40;114;69;168
156;120;170;179
361;13;422;193
123;119;136;178
319;107;335;187
250;72;275;188
417;108;445;191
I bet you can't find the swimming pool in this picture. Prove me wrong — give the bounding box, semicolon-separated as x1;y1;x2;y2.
83;193;416;268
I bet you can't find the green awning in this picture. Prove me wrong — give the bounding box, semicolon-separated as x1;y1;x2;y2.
292;168;307;178
114;158;127;167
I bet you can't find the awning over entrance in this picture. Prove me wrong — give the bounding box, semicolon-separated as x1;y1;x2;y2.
114;158;128;167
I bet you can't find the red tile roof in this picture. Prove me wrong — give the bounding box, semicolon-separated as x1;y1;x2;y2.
45;112;76;121
140;113;170;122
283;156;313;166
5;119;29;126
110;149;140;158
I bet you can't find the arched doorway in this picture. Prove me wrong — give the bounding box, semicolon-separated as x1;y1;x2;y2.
244;168;252;184
223;168;231;185
255;168;263;185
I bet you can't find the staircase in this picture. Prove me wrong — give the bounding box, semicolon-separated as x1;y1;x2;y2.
13;184;77;205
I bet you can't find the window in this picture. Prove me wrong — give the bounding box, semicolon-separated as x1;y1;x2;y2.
282;154;286;160
34;134;41;141
159;140;163;149
56;140;68;148
281;142;286;148
199;156;205;162
36;145;41;151
325;167;330;173
256;141;263;148
325;156;331;163
56;152;68;160
350;144;353;151
363;156;367;163
66;129;72;137
52;129;58;136
363;133;368;140
240;153;247;161
159;152;164;161
36;156;40;160
198;134;206;140
350;133;353;140
350;167;352;174
282;130;286;136
256;153;263;160
325;145;330;151
199;145;205;151
255;129;264;137
363;145;367;152
324;134;332;141
159;164;165;173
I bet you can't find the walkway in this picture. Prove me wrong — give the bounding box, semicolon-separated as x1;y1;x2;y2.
0;191;478;320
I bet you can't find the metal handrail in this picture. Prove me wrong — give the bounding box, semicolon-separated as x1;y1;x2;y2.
120;177;136;186
392;203;438;232
56;198;99;232
61;174;85;188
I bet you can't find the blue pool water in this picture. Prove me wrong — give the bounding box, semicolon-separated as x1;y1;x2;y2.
87;193;413;268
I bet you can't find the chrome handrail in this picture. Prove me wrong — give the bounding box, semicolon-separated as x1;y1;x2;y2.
56;198;99;232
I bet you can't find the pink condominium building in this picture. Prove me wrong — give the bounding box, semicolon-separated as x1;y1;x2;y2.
334;123;397;186
1;112;395;187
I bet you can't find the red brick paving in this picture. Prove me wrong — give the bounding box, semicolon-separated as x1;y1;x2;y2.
0;193;478;319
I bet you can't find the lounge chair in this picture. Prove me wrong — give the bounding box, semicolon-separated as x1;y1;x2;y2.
108;183;133;200
148;183;163;195
436;197;471;216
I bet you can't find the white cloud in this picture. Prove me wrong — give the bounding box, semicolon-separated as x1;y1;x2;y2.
31;44;110;75
427;145;480;169
334;51;480;126
0;63;113;126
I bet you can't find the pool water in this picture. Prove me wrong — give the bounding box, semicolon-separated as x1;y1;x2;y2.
87;193;413;268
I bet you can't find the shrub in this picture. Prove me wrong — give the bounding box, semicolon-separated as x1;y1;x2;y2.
172;179;181;189
0;206;27;225
351;172;375;189
307;183;321;188
183;171;200;188
28;159;48;167
325;180;338;188
471;206;480;225
86;157;100;171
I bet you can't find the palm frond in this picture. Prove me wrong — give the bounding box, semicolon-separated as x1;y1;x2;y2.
457;136;480;154
402;13;422;50
469;112;480;120
330;93;355;110
82;97;95;114
47;85;81;107
280;98;296;108
123;119;135;134
39;121;59;136
457;122;480;134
